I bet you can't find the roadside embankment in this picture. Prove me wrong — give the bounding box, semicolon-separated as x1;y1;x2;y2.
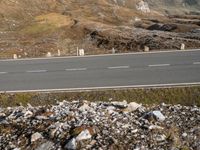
0;99;199;149
0;86;200;107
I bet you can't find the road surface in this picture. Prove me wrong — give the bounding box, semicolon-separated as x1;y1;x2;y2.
0;50;200;92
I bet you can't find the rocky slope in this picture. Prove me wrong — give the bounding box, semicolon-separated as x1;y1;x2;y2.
0;0;200;58
0;100;199;150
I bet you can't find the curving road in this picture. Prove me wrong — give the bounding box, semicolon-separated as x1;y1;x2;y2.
0;50;200;92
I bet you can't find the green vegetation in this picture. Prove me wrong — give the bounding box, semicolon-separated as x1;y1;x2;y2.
0;86;200;107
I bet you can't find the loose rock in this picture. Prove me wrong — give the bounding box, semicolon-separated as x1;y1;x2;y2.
31;132;43;143
76;129;92;141
65;138;76;150
0;101;199;149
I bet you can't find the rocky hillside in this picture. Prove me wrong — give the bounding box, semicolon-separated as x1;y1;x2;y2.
107;0;200;14
0;100;199;149
147;0;200;14
0;0;200;58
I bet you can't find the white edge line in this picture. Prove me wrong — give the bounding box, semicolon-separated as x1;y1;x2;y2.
193;62;200;65
108;66;130;69
148;64;170;67
65;68;87;71
1;82;200;93
26;70;47;73
0;49;200;62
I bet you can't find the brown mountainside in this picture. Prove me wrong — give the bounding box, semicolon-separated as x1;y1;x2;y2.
0;0;200;58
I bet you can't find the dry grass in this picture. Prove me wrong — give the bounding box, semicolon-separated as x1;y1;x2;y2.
21;23;56;35
0;86;200;107
35;13;73;28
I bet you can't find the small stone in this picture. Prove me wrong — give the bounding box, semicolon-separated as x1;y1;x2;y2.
31;132;43;143
36;141;54;150
182;132;187;137
107;106;115;110
149;125;164;130
78;103;91;112
131;129;138;133
0;113;6;122
24;110;33;118
76;129;92;141
36;115;48;120
65;138;76;150
154;134;166;142
90;140;96;146
50;129;57;138
0;113;6;117
122;124;129;128
111;100;127;108
124;102;141;112
152;111;166;122
0;120;9;125
107;106;116;114
27;103;33;108
13;148;21;150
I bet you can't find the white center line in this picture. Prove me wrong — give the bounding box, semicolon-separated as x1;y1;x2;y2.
193;62;200;65
0;72;7;74
148;64;170;67
65;68;87;71
26;70;47;73
108;66;130;69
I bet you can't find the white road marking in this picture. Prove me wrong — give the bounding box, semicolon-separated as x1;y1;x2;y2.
148;64;170;67
1;82;200;93
65;68;87;71
193;62;200;65
26;70;47;73
0;72;7;74
108;66;130;69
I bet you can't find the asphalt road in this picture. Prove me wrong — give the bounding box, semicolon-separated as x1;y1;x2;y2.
0;50;200;92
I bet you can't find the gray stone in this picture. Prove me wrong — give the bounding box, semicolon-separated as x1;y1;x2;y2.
107;106;116;114
65;138;76;150
152;111;166;121
24;110;33;118
31;132;43;143
76;129;92;141
0;113;6;117
154;134;166;142
13;148;21;150
111;100;127;108
36;141;54;150
124;102;141;112
182;132;187;137
149;125;164;130
78;103;91;112
36;115;48;120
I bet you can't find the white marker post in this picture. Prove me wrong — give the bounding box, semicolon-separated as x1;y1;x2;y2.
144;46;150;52
46;52;52;57
181;43;185;50
57;50;61;56
79;49;85;56
77;47;79;56
13;54;18;59
112;48;115;54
